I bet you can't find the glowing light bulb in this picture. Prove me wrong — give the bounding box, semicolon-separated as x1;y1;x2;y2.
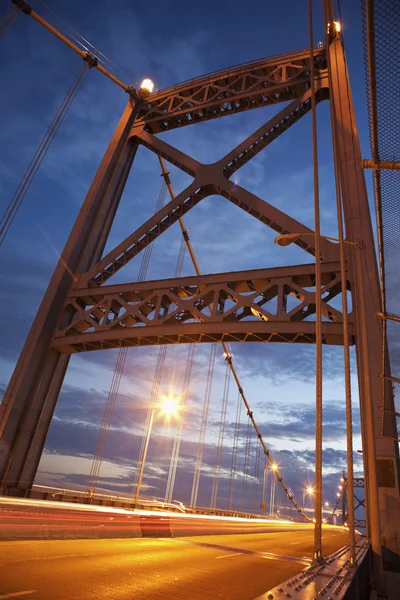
158;394;180;416
140;78;154;94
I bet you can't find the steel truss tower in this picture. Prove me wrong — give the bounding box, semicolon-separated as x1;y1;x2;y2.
0;30;399;551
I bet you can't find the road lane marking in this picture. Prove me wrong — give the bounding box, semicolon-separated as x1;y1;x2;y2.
170;539;311;566
215;552;243;559
290;542;301;545
0;592;36;599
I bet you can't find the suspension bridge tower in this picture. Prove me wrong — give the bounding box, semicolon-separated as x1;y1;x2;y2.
0;0;399;579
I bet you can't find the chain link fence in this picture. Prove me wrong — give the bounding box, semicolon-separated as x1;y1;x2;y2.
361;0;400;399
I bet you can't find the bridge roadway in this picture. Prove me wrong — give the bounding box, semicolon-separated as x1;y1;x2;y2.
0;499;350;600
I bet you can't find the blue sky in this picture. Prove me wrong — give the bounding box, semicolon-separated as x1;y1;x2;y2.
0;0;374;513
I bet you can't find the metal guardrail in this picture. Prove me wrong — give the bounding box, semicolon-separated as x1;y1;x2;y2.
9;485;306;521
257;540;372;600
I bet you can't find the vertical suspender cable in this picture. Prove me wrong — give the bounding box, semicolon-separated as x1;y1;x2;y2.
88;349;127;491
132;182;169;497
241;418;252;511
164;227;196;503
252;441;261;513
158;157;311;521
309;0;323;561
210;363;231;508
228;390;242;510
165;343;195;503
190;344;217;507
324;0;356;564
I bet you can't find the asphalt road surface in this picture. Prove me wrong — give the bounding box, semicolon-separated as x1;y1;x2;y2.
0;526;349;600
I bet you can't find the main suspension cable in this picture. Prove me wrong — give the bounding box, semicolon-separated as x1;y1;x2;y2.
11;1;134;94
35;0;139;87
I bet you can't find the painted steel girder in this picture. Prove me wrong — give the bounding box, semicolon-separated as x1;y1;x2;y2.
54;262;353;353
52;323;348;353
135;48;328;133
81;174;337;288
81;92;337;289
134;86;329;180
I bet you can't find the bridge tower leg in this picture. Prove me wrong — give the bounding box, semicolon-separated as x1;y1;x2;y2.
329;36;400;558
0;98;139;493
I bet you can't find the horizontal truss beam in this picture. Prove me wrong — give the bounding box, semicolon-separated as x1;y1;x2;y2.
53;322;350;353
54;262;353;353
135;47;328;133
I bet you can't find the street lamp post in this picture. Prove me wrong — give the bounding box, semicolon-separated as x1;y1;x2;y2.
261;465;269;515
134;407;156;504
303;485;314;513
274;232;383;575
134;395;181;504
270;463;278;516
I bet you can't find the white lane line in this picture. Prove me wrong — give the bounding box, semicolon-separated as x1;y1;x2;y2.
0;592;36;599
215;552;243;559
290;542;301;545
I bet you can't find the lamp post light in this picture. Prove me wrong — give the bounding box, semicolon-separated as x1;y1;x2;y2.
270;463;278;515
274;231;381;568
261;465;269;515
134;394;181;503
303;485;314;510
